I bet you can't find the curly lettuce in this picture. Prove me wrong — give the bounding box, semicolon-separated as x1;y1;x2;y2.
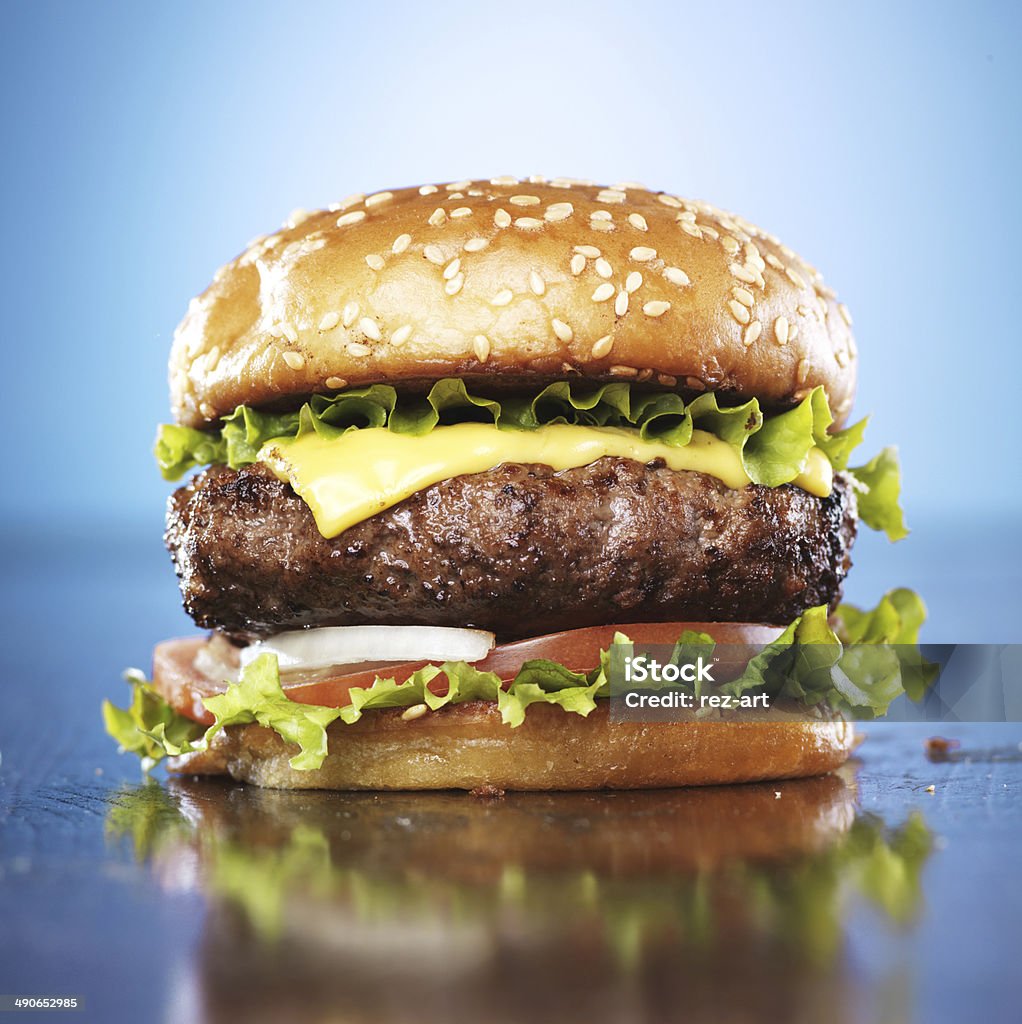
105;591;932;773
155;379;906;540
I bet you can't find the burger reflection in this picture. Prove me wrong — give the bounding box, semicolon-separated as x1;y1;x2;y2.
106;772;932;1024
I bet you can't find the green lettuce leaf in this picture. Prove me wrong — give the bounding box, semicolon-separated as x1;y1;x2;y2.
102;669;205;771
155;380;901;524
203;653;344;770
849;446;908;541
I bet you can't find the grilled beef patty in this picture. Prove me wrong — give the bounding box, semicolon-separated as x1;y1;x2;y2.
166;459;856;640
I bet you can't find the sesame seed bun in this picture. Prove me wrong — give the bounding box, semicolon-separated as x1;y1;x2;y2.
170;178;858;428
167;699;855;791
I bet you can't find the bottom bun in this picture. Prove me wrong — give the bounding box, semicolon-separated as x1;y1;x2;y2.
169;700;855;791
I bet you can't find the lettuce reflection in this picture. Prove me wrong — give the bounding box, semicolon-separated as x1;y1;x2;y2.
106;774;932;1024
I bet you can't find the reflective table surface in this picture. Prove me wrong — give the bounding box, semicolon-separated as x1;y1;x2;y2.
2;526;1021;1023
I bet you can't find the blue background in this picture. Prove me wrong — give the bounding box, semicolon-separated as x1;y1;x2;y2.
2;0;1020;643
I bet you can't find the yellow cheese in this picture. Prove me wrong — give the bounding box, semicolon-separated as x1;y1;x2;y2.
260;423;833;539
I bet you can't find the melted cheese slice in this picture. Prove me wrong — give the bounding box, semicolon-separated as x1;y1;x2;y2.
260;423;833;539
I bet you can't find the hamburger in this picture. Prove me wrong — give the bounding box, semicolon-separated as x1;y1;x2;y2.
104;177;925;790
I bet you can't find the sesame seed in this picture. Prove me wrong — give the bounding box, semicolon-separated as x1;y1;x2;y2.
336;193;364;210
590;335;614;359
839;303;853;326
797;358;810;383
419;184;439;195
281;322;298;343
510;194;541;206
625;271;642;293
282;351;305;370
514;217;543;229
743;320;762;346
473;334;491;363
774;316;789;345
467;189;484;197
268;323;284;338
424;244;445;265
592;282;615;302
392;233;412;254
589;210;613;221
489;175;520;186
450;207;472;218
325;376;348;389
680;221;702;238
597;189;626;203
545;202;574;222
729;263;757;284
445;179;472;191
391;324;413;347
609;364;639;377
728;300;751;325
286;207;309;228
444;273;464;295
359;318;381;341
595;257;613;278
570;253;586;275
401;703;429;722
342;303;359;327
318;311;340;331
721;236;741;255
732;286;754;308
615;289;629;316
529;271;546;296
347;342;371;357
443;258;461;280
574;244;601;258
494;208;511;228
428;207;447;227
336;210;366;228
552;318;573;342
365;191;393;207
766;253;785;270
643;300;671;317
491;289;513;306
463;237;489;252
663;266;690;286
701;225;720;241
365;254;385;271
657;194;683;208
630;246;657;262
627;213;649;231
785;267;806;289
590;220;614;232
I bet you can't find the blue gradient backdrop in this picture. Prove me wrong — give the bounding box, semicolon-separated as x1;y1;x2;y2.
2;0;1020;640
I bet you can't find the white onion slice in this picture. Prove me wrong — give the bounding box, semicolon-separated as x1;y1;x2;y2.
240;624;496;673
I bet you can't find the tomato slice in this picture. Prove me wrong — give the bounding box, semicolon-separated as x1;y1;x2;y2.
153;621;786;726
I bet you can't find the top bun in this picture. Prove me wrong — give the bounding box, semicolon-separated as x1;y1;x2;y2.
170;177;857;428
